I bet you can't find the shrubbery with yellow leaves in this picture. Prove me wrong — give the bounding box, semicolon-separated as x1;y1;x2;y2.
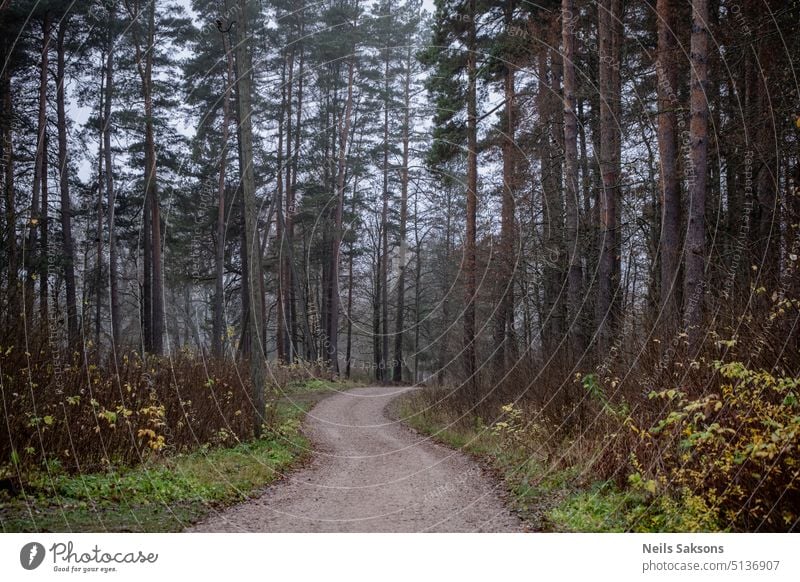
636;361;799;531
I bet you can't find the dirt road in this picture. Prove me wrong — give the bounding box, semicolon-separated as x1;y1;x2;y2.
189;386;522;532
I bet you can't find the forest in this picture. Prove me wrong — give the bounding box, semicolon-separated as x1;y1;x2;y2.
0;0;799;533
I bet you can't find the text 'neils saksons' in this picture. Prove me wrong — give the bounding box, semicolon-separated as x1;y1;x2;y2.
643;543;724;554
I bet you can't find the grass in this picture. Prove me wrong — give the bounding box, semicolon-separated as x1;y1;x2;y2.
0;378;351;532
394;392;661;532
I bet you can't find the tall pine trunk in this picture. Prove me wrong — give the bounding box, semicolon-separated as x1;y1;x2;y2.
26;14;50;324
539;28;564;356
276;55;286;361
380;40;391;383
281;43;295;362
2;33;19;329
463;0;478;394
656;0;681;330
595;0;621;354
329;56;355;375
39;128;48;324
212;20;235;359
233;0;266;435
96;78;104;349
493;1;517;373
684;0;709;354
562;0;582;359
392;45;412;383
145;0;164;355
130;0;161;354
103;8;119;351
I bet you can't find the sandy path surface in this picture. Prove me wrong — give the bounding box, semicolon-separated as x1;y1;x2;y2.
189;386;522;532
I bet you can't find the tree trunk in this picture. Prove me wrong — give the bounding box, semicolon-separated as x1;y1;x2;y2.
290;22;304;360
438;185;453;384
656;0;681;331
493;2;517;373
684;0;709;354
129;0;160;354
345;184;358;379
562;0;582;359
145;0;164;355
578;97;593;350
392;45;412;383
595;0;621;354
281;41;300;363
2;33;19;328
539;27;564;356
212;20;236;359
26;13;50;324
96;78;104;349
103;8;119;351
373;244;381;380
345;164;362;379
40;128;48;324
463;0;478;394
143;172;152;352
413;192;422;383
281;43;294;363
234;0;266;435
380;40;391;384
329;55;356;375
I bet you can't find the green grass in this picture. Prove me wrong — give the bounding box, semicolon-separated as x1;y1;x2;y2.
395;393;687;532
0;378;347;532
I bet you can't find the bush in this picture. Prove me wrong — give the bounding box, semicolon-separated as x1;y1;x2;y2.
639;361;800;531
0;342;328;484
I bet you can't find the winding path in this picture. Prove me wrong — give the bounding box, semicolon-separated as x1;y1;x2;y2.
189;386;522;532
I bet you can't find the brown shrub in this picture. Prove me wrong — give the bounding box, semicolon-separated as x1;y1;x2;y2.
0;341;323;480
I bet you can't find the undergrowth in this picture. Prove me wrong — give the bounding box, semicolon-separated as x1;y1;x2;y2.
0;367;351;532
398;356;799;532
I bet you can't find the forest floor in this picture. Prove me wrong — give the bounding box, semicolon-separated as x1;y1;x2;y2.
189;386;523;532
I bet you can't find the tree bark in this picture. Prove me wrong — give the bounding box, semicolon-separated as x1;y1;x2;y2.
129;0;161;354
562;0;582;359
656;0;681;330
39;127;48;324
684;0;709;354
290;20;304;359
380;33;391;383
103;8;119;351
26;13;50;324
595;0;621;354
392;45;412;383
539;25;564;356
345;177;359;379
493;1;517;373
96;78;104;349
212;19;236;359
329;55;356;375
281;42;294;363
2;32;18;328
373;240;381;380
145;0;164;355
234;0;266;434
463;0;478;394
